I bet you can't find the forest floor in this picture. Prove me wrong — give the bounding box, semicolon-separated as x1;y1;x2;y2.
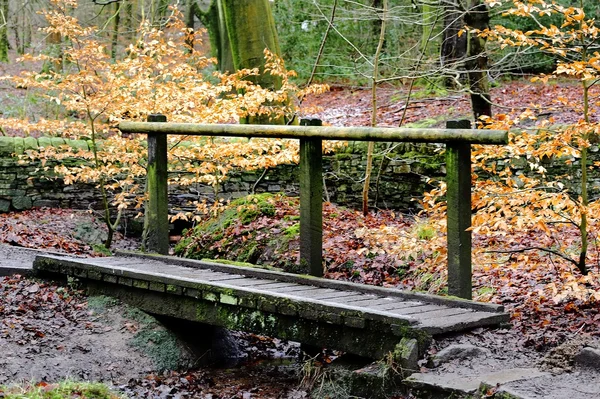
1;79;600;398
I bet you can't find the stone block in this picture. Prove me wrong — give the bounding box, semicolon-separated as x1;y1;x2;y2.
13;138;24;155
12;196;32;210
575;347;600;369
431;343;492;367
37;137;52;149
23;137;38;151
65;139;89;151
0;198;10;212
0;137;15;155
51;137;65;147
394;338;419;372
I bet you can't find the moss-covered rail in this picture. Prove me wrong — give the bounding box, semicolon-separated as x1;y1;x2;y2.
33;252;509;362
119;117;508;300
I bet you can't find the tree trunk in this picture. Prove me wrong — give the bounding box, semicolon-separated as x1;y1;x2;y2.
421;0;441;56
185;0;195;49
220;0;281;86
440;0;467;89
194;0;234;72
0;0;9;63
124;0;134;42
465;1;491;119
111;2;121;61
195;0;285;124
42;31;62;73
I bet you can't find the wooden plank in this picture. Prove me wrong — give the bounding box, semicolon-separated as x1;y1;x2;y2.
369;301;417;311
350;298;398;308
217;278;283;287
410;307;471;320
299;118;323;277
398;305;446;315
144;114;169;255
343;295;380;303
373;301;426;312
290;288;341;298
118;121;509;145
200;274;248;282
310;292;366;301
252;282;306;291
265;285;323;294
419;312;510;334
446;120;473;300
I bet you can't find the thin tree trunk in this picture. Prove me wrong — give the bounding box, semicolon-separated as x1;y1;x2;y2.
124;0;134;42
111;2;121;61
42;32;62;73
0;0;9;63
185;0;195;49
194;0;234;73
362;0;387;216
465;0;491;119
441;0;467;89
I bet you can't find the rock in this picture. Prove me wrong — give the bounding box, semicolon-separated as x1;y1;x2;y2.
0;199;10;212
432;343;492;367
394;338;419;372
404;368;549;396
12;196;32;210
575;347;600;370
0;137;15;156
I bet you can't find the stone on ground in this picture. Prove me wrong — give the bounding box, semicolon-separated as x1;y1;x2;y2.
432;343;492;367
404;367;549;397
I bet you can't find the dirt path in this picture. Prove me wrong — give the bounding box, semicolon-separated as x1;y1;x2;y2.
0;244;306;398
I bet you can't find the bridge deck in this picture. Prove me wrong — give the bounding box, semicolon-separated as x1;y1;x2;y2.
33;253;509;359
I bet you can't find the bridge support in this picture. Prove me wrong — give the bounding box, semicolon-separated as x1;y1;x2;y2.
446;120;473;299
299;118;323;277
144;114;169;255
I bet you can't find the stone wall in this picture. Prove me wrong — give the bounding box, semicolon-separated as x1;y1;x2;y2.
0;135;597;216
0;137;445;214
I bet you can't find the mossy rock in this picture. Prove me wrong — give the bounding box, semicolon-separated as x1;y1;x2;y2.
175;193;301;272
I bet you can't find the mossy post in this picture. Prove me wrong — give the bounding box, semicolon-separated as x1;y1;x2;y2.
145;114;169;255
446;120;472;299
299;118;323;277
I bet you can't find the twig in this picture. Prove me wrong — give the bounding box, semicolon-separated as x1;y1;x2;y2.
487;246;579;269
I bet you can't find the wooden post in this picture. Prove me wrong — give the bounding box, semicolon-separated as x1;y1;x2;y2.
144;114;169;255
446;120;472;299
299;118;323;277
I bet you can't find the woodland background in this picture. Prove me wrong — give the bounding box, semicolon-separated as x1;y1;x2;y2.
0;0;599;363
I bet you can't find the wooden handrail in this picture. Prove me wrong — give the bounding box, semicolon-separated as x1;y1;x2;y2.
118;116;508;300
119;121;507;144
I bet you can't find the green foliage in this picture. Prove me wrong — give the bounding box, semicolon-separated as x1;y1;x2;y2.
92;244;112;256
87;295;119;313
272;0;421;82
415;223;436;241
0;380;123;399
490;0;600;73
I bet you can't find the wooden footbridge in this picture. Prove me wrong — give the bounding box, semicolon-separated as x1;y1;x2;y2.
33;118;510;361
34;252;509;361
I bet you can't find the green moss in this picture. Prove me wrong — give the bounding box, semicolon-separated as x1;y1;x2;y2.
284;222;299;237
87;295;119;313
415;223;436;240
0;380;124;399
130;327;183;372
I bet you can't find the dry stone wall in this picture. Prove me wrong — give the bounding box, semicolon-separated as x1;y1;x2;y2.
0;136;596;216
0;137;445;214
